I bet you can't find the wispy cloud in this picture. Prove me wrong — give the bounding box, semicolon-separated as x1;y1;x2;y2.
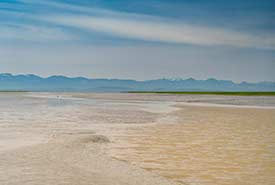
1;0;275;49
41;14;275;49
1;0;274;82
0;24;77;42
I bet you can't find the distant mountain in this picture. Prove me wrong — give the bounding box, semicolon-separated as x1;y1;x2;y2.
0;73;275;92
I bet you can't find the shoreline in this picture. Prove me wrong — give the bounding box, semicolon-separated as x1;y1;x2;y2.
177;101;275;109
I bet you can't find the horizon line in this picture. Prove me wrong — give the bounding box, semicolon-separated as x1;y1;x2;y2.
1;73;275;84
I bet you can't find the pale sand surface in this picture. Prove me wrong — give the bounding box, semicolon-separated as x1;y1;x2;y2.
0;92;275;185
0;134;179;185
0;93;180;185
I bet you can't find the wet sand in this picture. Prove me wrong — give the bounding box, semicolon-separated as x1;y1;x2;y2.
0;92;275;185
0;93;181;185
109;106;275;185
0;134;179;185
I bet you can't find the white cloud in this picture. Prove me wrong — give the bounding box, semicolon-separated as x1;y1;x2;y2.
3;0;275;49
40;14;275;49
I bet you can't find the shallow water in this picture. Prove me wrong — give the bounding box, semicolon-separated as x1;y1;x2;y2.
110;106;275;185
1;92;275;184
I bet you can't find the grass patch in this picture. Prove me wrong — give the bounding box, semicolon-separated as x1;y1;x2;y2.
128;91;275;96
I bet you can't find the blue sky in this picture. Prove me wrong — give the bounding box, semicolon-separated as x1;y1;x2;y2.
0;0;275;82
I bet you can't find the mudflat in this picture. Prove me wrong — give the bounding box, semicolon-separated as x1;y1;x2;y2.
110;105;275;185
0;92;274;185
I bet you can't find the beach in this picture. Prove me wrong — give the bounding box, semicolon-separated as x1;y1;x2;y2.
0;92;274;185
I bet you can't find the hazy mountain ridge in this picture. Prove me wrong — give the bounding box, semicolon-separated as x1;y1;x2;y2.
0;73;274;92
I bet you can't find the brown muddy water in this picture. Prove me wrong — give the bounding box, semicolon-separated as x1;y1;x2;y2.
109;106;275;185
1;92;275;185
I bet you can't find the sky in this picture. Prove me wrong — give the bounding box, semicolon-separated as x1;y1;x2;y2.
0;0;275;82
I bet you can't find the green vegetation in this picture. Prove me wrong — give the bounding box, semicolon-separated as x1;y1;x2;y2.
128;91;275;96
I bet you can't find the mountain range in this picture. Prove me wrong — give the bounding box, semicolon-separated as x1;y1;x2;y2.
0;73;274;92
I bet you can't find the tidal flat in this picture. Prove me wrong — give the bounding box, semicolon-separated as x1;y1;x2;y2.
0;92;274;185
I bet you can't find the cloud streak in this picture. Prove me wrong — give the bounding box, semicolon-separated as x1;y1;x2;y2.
1;0;275;49
1;0;274;82
41;14;275;49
